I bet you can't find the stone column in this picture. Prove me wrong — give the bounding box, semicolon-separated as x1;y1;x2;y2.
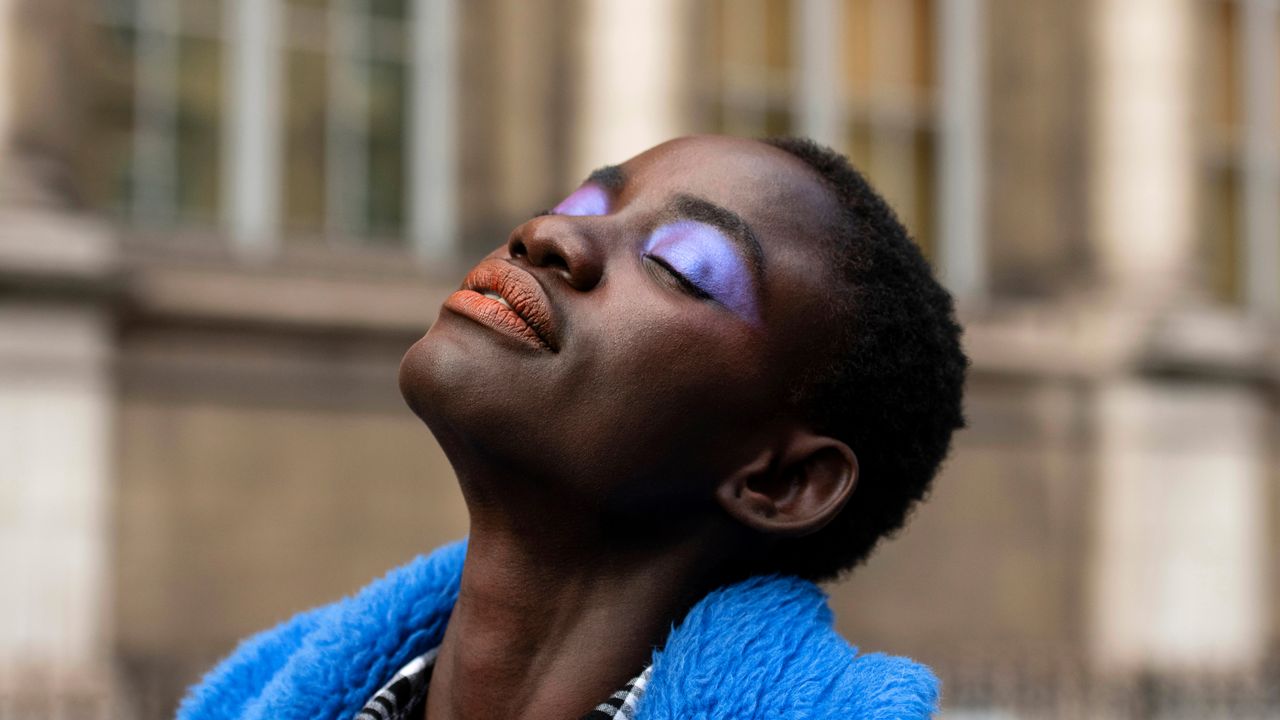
494;0;570;219
1087;0;1269;676
0;0;120;715
573;0;690;177
1089;0;1196;308
1091;380;1268;673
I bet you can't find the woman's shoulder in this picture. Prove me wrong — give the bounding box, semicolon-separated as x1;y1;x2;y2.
638;574;938;719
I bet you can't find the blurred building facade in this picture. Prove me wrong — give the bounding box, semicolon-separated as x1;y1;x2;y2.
0;0;1276;717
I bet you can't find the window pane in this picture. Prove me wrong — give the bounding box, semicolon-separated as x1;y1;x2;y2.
845;120;872;169
284;47;329;236
1198;0;1245;304
912;124;936;260
369;0;405;20
842;0;872;104
912;0;935;92
87;8;138;217
179;0;223;38
366;49;406;239
1201;164;1242;304
841;0;936;259
867;127;919;237
175;33;223;225
708;0;793;137
762;0;792;73
1206;0;1241;132
280;0;408;244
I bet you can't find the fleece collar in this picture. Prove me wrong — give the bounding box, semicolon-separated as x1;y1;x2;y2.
178;540;938;720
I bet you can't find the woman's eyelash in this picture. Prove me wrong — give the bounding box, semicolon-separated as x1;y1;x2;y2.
533;208;555;218
644;254;712;300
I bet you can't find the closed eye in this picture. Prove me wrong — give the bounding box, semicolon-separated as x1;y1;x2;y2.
643;253;713;301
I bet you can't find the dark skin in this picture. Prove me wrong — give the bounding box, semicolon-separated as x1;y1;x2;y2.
398;135;859;720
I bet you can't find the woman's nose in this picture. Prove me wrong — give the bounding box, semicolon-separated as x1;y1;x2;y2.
506;216;605;291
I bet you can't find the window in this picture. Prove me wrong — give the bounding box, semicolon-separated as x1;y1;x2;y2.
1198;0;1280;310
91;0;227;228
703;0;940;259
706;0;795;137
90;0;452;256
281;0;409;244
841;0;938;259
1201;0;1246;303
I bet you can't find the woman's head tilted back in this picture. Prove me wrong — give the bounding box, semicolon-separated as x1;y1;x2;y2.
399;135;967;583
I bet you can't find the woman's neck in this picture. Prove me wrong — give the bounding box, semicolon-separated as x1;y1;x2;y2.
423;500;735;720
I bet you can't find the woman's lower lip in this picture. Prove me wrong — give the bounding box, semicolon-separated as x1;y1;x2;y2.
442;290;551;351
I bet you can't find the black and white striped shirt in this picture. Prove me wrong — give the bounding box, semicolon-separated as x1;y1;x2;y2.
354;648;652;720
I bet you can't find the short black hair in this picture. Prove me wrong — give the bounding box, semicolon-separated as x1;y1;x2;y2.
760;136;968;581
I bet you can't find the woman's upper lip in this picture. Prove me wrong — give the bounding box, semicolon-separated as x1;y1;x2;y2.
462;259;560;351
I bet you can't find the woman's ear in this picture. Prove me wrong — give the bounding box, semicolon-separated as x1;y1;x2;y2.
715;432;858;537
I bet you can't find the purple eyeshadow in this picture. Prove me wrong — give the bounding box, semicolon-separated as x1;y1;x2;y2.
552;184;609;217
645;220;758;322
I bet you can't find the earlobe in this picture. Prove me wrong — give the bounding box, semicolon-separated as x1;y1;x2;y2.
715;434;858;537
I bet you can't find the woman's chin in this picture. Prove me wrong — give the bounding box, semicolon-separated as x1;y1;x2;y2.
398;330;466;426
398;329;513;443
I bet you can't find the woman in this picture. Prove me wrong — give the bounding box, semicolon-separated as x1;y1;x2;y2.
178;135;967;720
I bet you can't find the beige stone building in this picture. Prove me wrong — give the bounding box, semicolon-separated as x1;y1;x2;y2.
0;0;1276;717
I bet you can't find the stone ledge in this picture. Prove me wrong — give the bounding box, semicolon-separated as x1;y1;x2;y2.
0;209;118;279
960;298;1280;386
125;262;454;335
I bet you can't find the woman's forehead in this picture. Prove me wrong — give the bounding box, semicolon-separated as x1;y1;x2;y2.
623;137;828;203
617;136;840;251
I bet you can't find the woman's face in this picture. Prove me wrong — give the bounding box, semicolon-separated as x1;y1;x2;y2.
400;136;842;517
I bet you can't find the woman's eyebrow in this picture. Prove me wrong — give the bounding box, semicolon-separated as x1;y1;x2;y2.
585;164;626;194
668;193;765;280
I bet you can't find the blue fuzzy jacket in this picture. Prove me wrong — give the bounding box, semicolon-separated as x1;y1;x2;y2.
177;541;938;719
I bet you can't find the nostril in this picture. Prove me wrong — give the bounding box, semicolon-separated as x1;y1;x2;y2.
522;238;573;279
544;252;570;276
509;223;602;290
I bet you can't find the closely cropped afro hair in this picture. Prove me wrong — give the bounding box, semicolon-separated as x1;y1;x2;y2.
760;136;968;581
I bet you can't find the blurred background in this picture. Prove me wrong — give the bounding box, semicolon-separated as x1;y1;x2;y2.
0;0;1277;717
